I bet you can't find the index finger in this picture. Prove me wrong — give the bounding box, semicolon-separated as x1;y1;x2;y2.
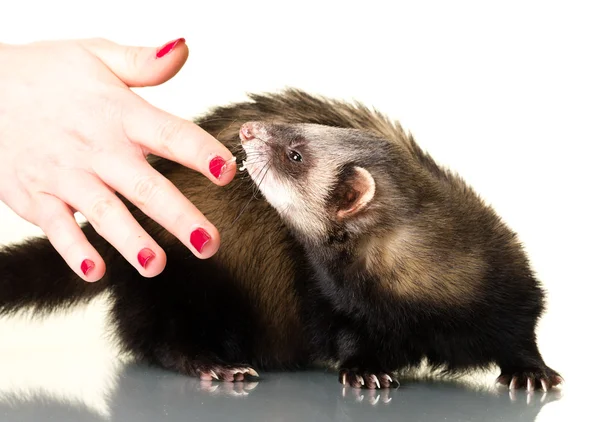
92;151;221;259
122;95;237;186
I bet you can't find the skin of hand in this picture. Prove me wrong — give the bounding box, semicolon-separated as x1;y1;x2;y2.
0;37;237;282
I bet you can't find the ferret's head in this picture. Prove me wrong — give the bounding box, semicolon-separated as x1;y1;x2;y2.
239;121;422;250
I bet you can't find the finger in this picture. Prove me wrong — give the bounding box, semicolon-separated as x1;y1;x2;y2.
79;37;188;88
52;170;168;278
0;178;35;223
92;151;220;259
122;96;237;186
33;193;106;282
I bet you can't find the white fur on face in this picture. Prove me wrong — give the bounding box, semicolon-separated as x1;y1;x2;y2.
241;140;329;240
242;140;294;210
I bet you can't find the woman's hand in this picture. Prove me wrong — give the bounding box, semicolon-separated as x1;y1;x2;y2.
0;38;237;282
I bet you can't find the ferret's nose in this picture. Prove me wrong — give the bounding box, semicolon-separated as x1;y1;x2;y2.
239;122;264;144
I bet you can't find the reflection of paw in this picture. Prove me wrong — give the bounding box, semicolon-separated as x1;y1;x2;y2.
342;385;393;405
339;368;399;389
497;367;563;392
508;387;563;406
197;379;259;397
192;363;260;382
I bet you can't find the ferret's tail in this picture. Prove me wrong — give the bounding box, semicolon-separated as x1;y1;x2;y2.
0;232;109;317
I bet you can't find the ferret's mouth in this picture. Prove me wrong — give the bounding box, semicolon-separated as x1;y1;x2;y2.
240;122;255;143
237;123;252;172
238;122;270;178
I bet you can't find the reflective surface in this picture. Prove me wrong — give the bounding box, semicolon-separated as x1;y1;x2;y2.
0;294;593;422
0;363;567;422
1;2;598;420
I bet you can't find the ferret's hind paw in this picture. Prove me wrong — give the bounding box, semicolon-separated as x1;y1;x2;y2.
194;364;260;382
339;368;399;389
496;367;563;392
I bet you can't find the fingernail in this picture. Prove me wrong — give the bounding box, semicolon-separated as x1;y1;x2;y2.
209;156;227;179
190;228;211;254
137;248;156;268
156;38;186;58
81;259;95;276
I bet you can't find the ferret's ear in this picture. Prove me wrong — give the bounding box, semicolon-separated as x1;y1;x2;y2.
336;166;376;220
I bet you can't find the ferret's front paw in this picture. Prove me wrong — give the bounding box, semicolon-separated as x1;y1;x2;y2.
497;366;563;392
192;363;260;382
338;368;399;389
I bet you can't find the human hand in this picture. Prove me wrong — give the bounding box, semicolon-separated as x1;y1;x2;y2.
0;38;237;282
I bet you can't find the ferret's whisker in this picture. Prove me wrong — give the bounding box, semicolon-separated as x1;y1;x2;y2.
230;158;272;225
195;117;242;125
216;119;240;141
252;136;270;146
252;160;272;200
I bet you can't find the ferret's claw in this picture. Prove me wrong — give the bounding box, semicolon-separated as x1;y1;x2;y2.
338;368;398;389
498;367;563;391
527;377;534;392
245;382;259;391
193;363;259;383
371;394;380;405
371;375;381;389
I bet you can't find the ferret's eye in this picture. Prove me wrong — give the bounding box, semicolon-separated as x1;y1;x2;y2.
288;149;303;163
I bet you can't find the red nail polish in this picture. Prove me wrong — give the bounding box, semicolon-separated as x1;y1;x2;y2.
156;38;186;58
190;228;211;254
81;259;95;276
209;156;227;179
137;248;156;268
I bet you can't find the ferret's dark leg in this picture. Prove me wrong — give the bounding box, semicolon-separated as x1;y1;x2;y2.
108;249;260;382
496;340;563;391
146;346;258;382
335;328;402;389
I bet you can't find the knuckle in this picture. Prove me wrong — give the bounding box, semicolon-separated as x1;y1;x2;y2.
43;213;67;237
155;118;185;155
132;175;162;208
88;197;117;227
94;95;124;124
37;203;70;235
173;211;187;228
15;163;41;187
124;46;143;72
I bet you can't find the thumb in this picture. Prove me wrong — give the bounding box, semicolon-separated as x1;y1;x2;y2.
80;37;189;88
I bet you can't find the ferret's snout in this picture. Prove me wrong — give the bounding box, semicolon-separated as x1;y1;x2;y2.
239;122;268;144
240;123;255;143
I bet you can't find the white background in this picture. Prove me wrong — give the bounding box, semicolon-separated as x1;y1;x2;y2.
0;1;598;420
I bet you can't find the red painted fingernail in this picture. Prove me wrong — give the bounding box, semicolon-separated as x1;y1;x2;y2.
156;38;186;58
190;228;211;254
137;248;156;268
81;259;95;276
209;156;227;179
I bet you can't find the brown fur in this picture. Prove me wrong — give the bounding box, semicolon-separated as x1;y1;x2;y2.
362;227;485;306
139;160;306;364
188;89;488;313
0;89;560;390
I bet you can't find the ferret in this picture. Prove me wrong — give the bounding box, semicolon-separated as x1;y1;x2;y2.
0;89;561;391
